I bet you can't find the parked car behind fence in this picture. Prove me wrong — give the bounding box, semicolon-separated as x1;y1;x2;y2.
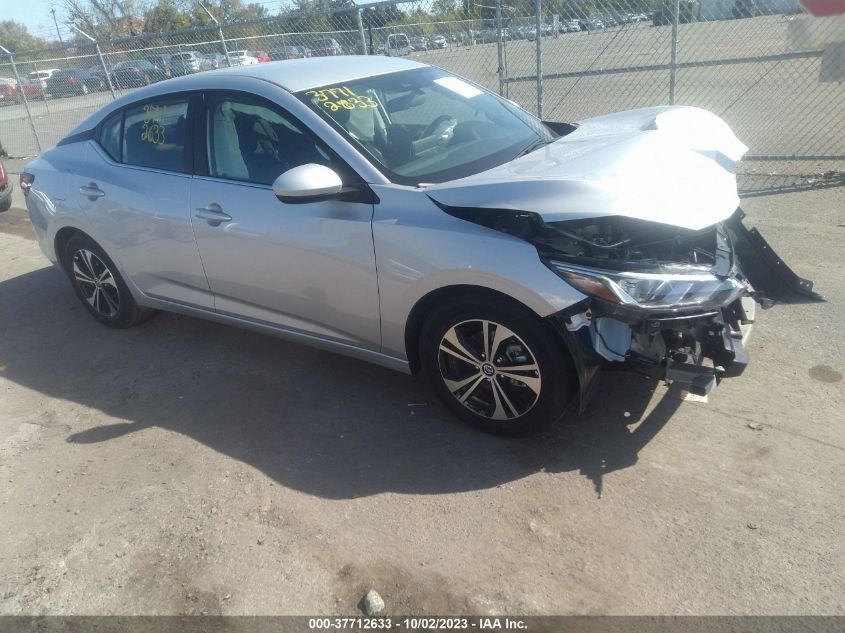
45;68;105;98
111;60;166;88
170;52;203;76
311;38;343;56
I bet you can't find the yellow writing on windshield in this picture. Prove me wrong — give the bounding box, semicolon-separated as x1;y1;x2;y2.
305;86;378;112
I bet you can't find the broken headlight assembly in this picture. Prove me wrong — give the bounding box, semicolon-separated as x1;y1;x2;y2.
548;261;747;311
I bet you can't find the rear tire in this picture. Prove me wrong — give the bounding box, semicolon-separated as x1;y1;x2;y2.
419;297;573;435
62;234;153;328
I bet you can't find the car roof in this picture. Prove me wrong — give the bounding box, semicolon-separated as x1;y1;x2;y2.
63;56;429;138
170;56;425;93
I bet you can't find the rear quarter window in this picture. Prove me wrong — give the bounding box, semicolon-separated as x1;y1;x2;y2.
98;111;123;162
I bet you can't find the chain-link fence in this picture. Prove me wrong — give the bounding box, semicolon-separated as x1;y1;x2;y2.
1;0;843;190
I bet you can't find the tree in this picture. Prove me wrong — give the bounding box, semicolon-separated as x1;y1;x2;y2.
190;0;269;24
0;20;48;52
61;0;150;38
143;0;192;32
432;0;458;15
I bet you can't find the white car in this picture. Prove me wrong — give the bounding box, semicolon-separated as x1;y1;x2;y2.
27;69;61;90
227;50;259;66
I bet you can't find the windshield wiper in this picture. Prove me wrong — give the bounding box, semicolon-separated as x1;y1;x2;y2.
515;137;551;158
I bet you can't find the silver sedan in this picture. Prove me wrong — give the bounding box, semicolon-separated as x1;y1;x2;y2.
21;56;820;434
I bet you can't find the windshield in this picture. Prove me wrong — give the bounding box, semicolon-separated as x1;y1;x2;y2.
297;67;554;186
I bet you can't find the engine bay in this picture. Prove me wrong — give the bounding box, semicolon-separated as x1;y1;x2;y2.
450;208;728;274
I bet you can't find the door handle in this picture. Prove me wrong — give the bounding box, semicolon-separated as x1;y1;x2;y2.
79;184;105;199
195;206;232;224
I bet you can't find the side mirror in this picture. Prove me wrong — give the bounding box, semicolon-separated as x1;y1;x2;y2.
272;164;343;202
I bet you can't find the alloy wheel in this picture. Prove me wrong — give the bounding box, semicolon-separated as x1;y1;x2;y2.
72;249;120;318
437;319;542;420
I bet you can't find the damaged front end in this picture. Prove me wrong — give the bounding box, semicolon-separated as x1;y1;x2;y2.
449;205;823;407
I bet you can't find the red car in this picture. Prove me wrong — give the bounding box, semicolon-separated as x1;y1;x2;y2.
0;78;42;104
254;50;272;63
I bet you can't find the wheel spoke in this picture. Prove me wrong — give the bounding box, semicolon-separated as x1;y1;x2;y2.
498;363;540;373
497;370;542;395
490;323;516;361
88;285;100;309
99;269;118;290
81;250;97;279
101;288;119;314
72;261;95;286
443;372;483;396
482;320;491;359
457;374;486;404
441;326;482;366
491;377;519;420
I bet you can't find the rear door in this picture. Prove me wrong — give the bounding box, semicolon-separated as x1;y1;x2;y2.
73;93;213;309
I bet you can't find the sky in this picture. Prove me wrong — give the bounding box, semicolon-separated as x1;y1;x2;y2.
13;0;69;42
11;0;294;43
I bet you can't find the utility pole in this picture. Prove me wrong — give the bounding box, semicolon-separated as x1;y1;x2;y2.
51;8;64;44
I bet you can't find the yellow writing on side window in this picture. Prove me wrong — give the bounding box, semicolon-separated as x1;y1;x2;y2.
305;86;378;112
140;103;166;145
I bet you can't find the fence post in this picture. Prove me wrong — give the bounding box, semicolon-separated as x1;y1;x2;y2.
496;0;505;95
71;25;116;99
199;3;230;67
32;58;52;115
218;25;231;66
0;47;42;154
96;43;117;99
535;0;543;117
669;0;680;104
357;9;368;55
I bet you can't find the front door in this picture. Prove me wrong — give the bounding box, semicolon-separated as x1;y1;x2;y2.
189;92;381;349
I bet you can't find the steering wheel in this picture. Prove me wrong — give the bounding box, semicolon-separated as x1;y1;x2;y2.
423;115;458;143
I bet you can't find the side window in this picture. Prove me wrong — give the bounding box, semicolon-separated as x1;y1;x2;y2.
98;111;123;162
122;98;189;173
206;95;333;186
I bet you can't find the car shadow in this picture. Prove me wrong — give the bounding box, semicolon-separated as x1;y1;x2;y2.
0;266;682;499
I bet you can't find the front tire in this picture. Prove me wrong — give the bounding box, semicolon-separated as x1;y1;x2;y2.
420;297;573;435
62;234;152;328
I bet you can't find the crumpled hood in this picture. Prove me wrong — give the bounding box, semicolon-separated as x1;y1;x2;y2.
425;106;749;231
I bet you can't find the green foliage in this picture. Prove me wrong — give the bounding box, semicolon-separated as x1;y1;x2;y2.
0;20;48;52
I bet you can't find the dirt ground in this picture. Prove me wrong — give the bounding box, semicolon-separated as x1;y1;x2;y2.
0;182;843;616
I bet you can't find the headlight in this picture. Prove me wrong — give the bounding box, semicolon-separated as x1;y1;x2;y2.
549;261;747;310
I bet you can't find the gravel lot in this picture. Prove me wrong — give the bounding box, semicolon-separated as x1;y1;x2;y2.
0;180;843;615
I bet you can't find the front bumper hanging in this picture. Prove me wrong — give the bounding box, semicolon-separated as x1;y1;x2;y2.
547;209;822;409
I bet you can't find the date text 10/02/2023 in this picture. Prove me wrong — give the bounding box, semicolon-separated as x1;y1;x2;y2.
307;617;528;630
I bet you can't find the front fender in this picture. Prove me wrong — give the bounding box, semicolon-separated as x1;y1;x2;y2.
371;185;587;359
